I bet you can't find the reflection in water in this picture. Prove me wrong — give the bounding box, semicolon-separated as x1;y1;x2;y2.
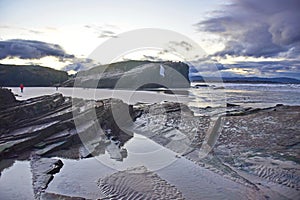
7;83;300;109
97;133;177;171
0;160;35;200
46;133;177;198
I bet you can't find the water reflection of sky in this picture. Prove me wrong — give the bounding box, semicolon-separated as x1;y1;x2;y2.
0;160;35;200
8;83;300;109
96;133;177;171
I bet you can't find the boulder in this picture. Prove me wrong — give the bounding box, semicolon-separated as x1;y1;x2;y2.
0;88;17;107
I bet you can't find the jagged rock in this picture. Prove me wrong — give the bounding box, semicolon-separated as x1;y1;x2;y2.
226;103;239;107
35;141;69;156
0;90;137;160
1;88;299;198
214;106;300;190
30;158;64;199
0;88;17;107
133;102;210;155
133;102;300;195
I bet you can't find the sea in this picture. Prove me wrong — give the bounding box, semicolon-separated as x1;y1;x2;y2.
7;82;300;108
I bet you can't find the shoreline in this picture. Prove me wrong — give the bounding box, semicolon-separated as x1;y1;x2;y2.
0;88;299;199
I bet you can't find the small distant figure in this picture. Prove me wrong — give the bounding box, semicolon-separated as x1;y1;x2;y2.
160;65;165;77
55;84;60;91
20;83;24;93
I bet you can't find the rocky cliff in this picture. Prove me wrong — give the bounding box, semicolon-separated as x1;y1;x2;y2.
64;60;190;89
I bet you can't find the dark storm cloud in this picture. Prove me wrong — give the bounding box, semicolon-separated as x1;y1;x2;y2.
196;0;300;58
0;39;74;59
190;62;228;73
230;60;300;73
63;62;86;72
189;60;300;79
62;58;96;72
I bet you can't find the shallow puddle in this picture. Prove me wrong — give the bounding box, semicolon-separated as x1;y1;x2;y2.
0;132;288;199
46;133;265;199
0;160;35;200
46;157;113;199
46;133;178;198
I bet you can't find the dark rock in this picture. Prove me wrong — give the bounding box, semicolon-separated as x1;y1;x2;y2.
0;88;17;107
193;84;209;88
45;159;63;174
0;92;137;160
226;103;239;107
64;60;190;89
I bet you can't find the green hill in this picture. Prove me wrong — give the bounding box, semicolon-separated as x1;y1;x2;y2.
64;60;190;89
0;64;68;87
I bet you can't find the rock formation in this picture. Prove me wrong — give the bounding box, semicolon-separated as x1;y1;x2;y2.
64;60;190;89
0;88;299;199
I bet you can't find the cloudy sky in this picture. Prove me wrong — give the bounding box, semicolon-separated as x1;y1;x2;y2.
0;0;299;79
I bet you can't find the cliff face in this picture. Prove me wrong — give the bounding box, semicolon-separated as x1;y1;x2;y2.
65;60;190;89
0;64;68;87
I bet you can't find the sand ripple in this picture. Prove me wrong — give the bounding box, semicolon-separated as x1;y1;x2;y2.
98;166;184;200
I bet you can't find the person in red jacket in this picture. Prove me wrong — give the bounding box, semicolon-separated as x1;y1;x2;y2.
20;83;24;93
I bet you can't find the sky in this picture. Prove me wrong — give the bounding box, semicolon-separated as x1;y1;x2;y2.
0;0;299;79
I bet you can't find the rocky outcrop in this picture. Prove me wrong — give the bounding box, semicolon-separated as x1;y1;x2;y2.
132;103;300;197
133;102;211;155
64;60;190;89
30;158;64;199
0;88;299;199
0;88;17;107
215;105;300;190
0;89;137;160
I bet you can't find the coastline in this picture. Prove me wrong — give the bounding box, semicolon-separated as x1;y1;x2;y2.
0;88;299;199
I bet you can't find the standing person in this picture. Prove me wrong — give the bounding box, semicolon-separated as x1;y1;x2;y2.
20;83;24;93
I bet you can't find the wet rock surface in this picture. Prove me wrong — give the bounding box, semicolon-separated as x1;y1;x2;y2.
0;88;137;198
215;106;300;191
133;102;211;155
0;90;136;160
30;157;64;199
133;103;300;198
0;88;299;199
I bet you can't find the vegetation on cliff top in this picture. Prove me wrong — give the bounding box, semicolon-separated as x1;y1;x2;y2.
0;64;68;87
